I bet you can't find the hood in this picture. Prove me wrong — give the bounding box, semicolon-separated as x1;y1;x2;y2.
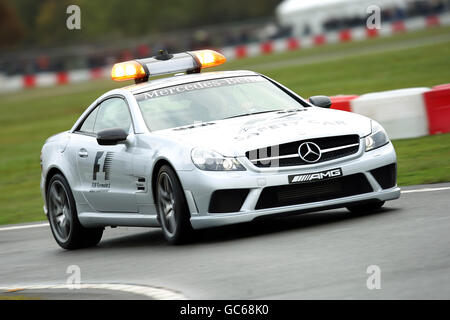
155;107;372;157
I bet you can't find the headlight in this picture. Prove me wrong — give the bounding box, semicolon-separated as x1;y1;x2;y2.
365;121;390;151
191;148;246;171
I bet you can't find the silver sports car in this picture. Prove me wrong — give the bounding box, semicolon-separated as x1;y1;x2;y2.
40;50;400;248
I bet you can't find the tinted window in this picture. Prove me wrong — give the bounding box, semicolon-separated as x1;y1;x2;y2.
94;98;132;133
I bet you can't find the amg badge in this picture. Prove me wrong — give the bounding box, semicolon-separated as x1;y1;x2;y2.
288;168;343;184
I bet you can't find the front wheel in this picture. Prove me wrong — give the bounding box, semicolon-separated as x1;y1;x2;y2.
346;201;385;214
47;174;103;249
156;165;193;244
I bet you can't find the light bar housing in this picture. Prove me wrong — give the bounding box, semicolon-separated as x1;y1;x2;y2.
111;49;226;83
111;61;147;82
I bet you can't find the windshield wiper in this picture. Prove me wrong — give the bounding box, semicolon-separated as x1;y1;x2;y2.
223;109;282;120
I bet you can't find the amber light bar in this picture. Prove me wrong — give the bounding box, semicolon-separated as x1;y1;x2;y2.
111;49;226;82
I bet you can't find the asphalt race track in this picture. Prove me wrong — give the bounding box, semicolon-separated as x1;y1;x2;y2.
0;183;449;300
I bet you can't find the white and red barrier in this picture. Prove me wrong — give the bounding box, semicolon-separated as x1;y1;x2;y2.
424;85;450;135
0;66;111;93
221;13;450;60
351;88;430;139
1;13;449;94
329;95;358;112
330;84;450;140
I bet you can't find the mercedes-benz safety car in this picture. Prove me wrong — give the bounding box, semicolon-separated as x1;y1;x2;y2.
40;49;400;248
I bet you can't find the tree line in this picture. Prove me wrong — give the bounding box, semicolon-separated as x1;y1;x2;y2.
1;0;281;48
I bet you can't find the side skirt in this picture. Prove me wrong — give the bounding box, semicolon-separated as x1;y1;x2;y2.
78;212;160;228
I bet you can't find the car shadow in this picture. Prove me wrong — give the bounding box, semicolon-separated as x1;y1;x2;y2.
98;229;167;249
194;206;399;244
95;206;400;249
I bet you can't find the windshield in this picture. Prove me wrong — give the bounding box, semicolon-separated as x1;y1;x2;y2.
135;75;305;131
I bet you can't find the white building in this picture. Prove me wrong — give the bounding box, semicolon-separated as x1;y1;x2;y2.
276;0;413;36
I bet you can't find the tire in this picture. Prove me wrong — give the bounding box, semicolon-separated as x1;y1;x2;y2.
156;165;193;244
346;201;385;214
47;174;103;250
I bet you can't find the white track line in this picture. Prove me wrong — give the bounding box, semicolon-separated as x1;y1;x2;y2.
0;283;186;300
401;186;450;194
0;222;49;231
0;186;448;232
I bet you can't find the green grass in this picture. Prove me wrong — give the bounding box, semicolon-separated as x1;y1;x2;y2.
393;134;450;186
0;26;449;225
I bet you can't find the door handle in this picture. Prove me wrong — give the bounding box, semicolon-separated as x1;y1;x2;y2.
78;149;88;158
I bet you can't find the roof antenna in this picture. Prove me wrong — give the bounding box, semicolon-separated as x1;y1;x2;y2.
154;49;174;61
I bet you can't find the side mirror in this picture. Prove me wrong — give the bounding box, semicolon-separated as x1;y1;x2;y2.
309;95;332;108
96;128;128;146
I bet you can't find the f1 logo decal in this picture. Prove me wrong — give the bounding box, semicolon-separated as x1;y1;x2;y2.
93;151;104;180
93;151;114;181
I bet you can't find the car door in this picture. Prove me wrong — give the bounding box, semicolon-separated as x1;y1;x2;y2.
72;96;138;213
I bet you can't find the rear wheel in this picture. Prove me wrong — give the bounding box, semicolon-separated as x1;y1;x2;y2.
47;174;103;249
346;201;385;214
156;165;193;244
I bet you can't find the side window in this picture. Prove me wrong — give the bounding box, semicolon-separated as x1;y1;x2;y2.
78;107;99;134
94;98;132;133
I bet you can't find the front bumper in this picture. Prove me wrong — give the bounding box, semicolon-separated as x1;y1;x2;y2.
179;142;400;229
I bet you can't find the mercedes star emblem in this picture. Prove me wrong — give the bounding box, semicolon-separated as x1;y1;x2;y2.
298;142;322;163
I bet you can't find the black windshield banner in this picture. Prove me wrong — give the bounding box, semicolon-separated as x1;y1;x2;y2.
135;76;265;101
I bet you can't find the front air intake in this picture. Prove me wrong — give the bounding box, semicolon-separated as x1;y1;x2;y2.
370;163;397;189
255;173;372;210
209;189;250;213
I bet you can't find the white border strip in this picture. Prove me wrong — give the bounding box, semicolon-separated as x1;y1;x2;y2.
401;186;450;194
0;283;187;300
0;222;49;231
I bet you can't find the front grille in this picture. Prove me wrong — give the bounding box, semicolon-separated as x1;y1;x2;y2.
246;135;360;168
255;173;372;210
209;189;249;213
370;163;397;189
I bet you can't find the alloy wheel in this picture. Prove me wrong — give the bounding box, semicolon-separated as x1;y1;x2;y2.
48;180;72;243
158;172;177;237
